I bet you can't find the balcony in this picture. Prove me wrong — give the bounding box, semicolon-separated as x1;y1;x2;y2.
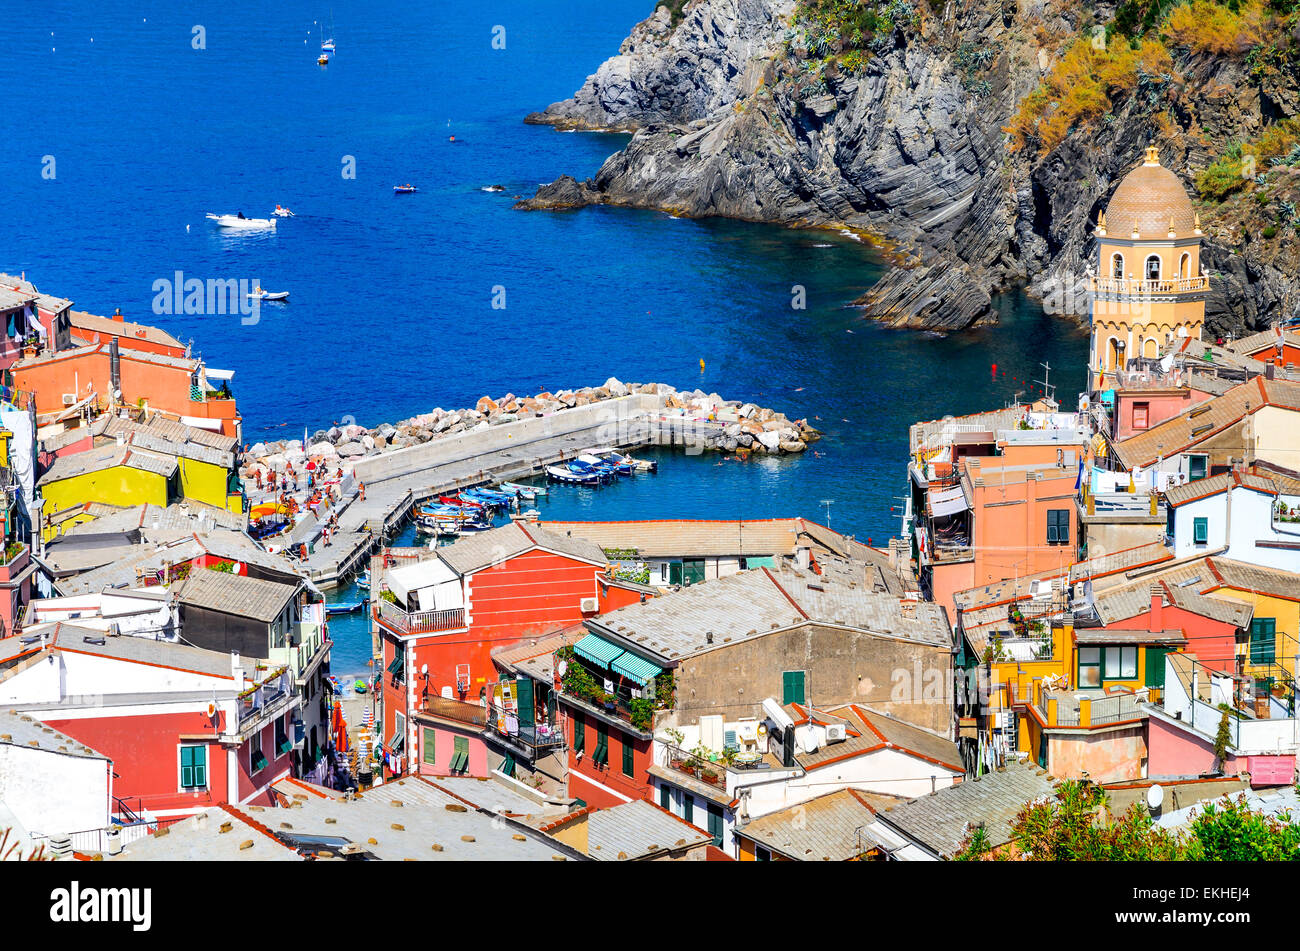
224;668;296;742
1092;276;1210;297
373;598;467;636
1012;679;1157;729
0;542;30;584
419;694;488;727
268;621;330;687
484;699;565;755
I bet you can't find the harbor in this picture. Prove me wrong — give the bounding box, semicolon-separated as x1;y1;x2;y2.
241;385;822;587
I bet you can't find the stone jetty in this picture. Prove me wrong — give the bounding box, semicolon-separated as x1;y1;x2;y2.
238;378;820;480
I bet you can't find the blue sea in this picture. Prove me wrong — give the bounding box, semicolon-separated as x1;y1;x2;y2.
7;1;1088;675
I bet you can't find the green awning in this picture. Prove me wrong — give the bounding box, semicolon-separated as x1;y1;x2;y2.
574;633;623;668
745;556;776;568
610;651;663;686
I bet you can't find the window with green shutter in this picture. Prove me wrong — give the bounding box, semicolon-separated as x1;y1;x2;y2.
782;671;806;705
275;716;292;756
500;752;515;778
683;795;694;824
451;735;469;773
1046;509;1070;545
622;734;634;777
250;734;267;774
1188;455;1207;481
659;784;671;810
516;677;534;728
180;745;207;789
572;712;584;753
1145;648;1168;689
707;803;724;848
1193;517;1208;545
1250;618;1277;664
422;728;437;765
593;723;609;767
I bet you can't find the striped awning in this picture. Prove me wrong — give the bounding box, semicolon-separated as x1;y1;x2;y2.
610;651;663;687
574;633;623;668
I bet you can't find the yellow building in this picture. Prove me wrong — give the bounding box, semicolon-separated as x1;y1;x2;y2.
91;415;243;515
1090;144;1208;391
37;444;176;528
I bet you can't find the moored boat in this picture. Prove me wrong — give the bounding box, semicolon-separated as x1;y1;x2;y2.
393;184;418;194
326;599;366;616
207;213;276;230
545;464;601;486
500;480;546;497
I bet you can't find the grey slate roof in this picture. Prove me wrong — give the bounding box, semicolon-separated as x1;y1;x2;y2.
1207;557;1300;600
590;564;951;663
92;415;235;467
36;443;178;485
583;799;711;860
738;789;881;860
438;521;606;576
1092;577;1252;629
110;808;299;862
877;759;1057;858
11;621;236;679
174;569;299;623
63;501;246;537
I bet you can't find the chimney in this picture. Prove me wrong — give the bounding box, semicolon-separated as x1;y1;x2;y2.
1149;584;1164;634
231;651;246;690
112;307;125;323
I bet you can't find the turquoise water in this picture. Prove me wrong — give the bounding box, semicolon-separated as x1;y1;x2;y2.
6;1;1090;676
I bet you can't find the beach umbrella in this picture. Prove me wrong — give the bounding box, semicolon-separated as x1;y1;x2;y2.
306;460;317;471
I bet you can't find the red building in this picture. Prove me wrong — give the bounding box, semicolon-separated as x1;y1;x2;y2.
374;522;635;779
0;623;297;823
1091;578;1251;674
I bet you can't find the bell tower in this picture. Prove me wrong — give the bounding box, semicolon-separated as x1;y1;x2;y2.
1089;144;1208;393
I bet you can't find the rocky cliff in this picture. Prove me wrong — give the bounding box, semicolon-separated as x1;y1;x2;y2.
520;0;1300;336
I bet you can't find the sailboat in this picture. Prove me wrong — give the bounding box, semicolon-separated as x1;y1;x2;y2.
321;11;336;52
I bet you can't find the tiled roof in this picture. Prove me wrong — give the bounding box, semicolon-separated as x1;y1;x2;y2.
877;759;1056;857
36;443;178;485
588;565;951;663
68;310;184;349
0;287;37;311
1226;328;1300;357
93;415;235;467
787;702;962;773
1092;578;1253;628
1206;557;1300;602
63;501;246;537
909;407;1025;454
0;707;106;760
0;274;72;313
437;522;606;576
737;789;881;860
583;800;711;860
174;569;299;623
1164;470;1277;507
1;621;237;680
1112;378;1300;469
1069;541;1174;582
1074;628;1187;645
538;518;799;558
491;627;583;677
109;807;299;862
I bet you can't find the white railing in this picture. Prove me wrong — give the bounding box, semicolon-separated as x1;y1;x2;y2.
1093;276;1209;296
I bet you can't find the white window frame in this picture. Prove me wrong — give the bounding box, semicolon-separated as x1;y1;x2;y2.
178;743;209;792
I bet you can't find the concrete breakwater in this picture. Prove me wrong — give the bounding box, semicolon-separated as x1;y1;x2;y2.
238;378;821;483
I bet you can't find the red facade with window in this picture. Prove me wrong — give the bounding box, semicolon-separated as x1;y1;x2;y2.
563;704;655;809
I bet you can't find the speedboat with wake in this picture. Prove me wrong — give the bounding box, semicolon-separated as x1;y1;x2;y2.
207;213;276;230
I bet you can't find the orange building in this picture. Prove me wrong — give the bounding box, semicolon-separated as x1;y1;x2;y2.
67;309;188;359
14;343;240;440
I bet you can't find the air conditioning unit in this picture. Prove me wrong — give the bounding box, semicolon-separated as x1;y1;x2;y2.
735;718;759;743
579;597;598;613
824;723;847;744
61;393;76;406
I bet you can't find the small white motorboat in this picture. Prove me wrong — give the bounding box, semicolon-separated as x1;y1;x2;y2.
247;287;290;301
207;213;276;230
273;205;295;217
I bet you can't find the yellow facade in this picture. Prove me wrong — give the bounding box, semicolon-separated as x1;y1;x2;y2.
1089;146;1207;390
1211;588;1299;681
175;456;244;514
40;467;170;521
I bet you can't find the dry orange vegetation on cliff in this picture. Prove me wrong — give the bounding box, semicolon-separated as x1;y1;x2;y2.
1007;37;1174;156
1164;0;1266;55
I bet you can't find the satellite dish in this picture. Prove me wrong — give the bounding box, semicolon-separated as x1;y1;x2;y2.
557;660;567;676
420;664;428;676
1147;784;1164;809
206;701;217;718
756;723;767;738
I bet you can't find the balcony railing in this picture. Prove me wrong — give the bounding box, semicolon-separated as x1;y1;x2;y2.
269;622;328;684
234;668;293;734
374;598;467;635
420;694;488;726
485;701;564;752
1092;276;1210;296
